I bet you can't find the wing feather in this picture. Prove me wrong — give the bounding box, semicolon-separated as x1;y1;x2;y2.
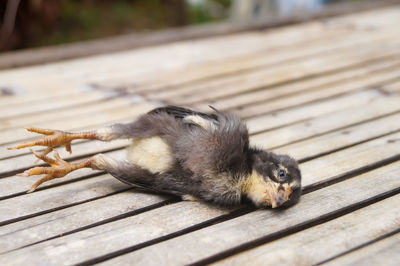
148;105;218;126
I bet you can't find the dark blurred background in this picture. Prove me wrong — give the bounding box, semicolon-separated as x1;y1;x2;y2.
0;0;374;52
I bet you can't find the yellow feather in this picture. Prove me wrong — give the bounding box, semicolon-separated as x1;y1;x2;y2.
126;137;173;174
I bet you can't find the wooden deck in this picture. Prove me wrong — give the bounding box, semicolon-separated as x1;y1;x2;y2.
0;6;399;266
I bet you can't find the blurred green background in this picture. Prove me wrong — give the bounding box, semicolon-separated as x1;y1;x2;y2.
0;0;364;51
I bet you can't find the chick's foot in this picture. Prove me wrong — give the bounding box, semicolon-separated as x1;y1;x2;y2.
8;127;98;155
18;149;92;193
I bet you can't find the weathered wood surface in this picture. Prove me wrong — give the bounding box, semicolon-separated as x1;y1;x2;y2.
99;162;400;266
215;194;400;266
0;5;399;266
324;232;400;266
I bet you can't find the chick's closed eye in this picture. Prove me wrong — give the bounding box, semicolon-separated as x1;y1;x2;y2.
278;169;286;182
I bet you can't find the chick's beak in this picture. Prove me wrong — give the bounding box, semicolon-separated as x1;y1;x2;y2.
266;182;292;208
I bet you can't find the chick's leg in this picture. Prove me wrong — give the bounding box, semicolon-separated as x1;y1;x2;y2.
9;115;169;155
8;127;116;155
19;150;108;193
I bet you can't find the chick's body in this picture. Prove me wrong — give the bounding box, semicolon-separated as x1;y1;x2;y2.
107;106;301;208
113;106;252;206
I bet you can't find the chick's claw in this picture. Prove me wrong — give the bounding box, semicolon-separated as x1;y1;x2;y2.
26;127;57;135
7;127;73;154
7;127;98;155
18;150;89;193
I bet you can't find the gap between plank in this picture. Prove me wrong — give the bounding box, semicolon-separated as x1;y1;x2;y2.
0;94;123;121
298;128;400;163
74;206;256;266
235;70;400;119
0;197;180;255
0;171;105;201
225;61;400;112
246;90;396;136
175;52;400;106
267;111;400;161
0;187;132;227
315;228;400;266
303;153;400;193
187;188;400;266
242;83;398;123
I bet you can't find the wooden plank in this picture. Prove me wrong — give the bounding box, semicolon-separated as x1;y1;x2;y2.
384;79;400;93
300;131;400;188
89;162;400;266
273;112;400;161
147;38;400;104
0;200;235;265
0;80;86;107
193;56;400;112
0;91;79;109
0;172;131;225
0;97;131;131
0;102;155;146
245;89;381;134
324;233;400;266
0;190;169;253
250;95;400;148
0;86;109;110
235;66;400;118
216;194;400;266
1;136;398;265
132;25;389;92
0;91;109;120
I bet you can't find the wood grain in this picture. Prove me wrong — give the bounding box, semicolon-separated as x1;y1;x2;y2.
193;56;400;112
216;194;400;266
273;112;400;160
97;162;400;266
246;89;380;134
250;95;400;148
323;233;400;266
0;173;130;225
0;190;169;253
148;38;400;104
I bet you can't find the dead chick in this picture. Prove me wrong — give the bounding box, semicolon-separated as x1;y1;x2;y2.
9;106;301;208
